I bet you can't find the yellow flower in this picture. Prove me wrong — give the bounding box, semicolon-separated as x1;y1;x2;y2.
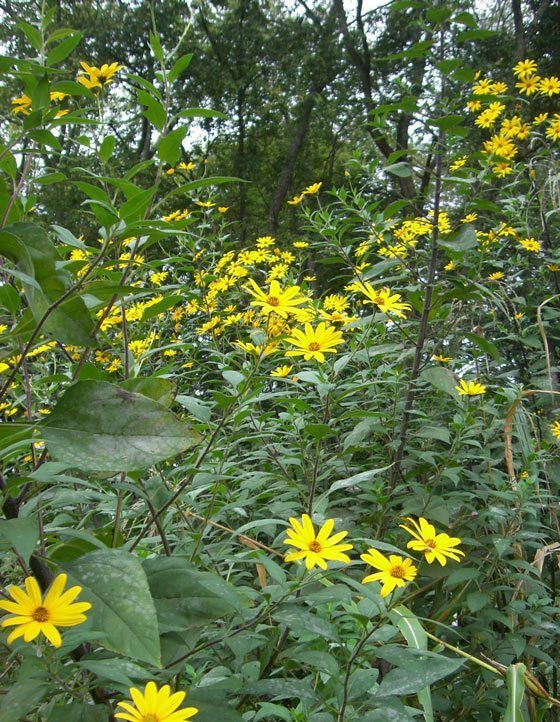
178;161;196;172
77;61;124;90
11;94;32;114
449;156;467;171
293;241;309;249
354;281;411;318
400;517;465;566
487;271;505;281
540;76;560;96
490;81;508;94
466;100;482;112
516;75;541;95
116;681;198;722
444;261;456;271
166;168;175;175
493;162;513;177
0;574;91;647
548;264;560;272
218;206;229;213
245;279;307;319
283;514;353;570
550;421;560;440
303;275;316;282
288;194;304;205
285;322;344;362
534;112;548;125
235;340;276;356
256;235;275;248
513;59;537;78
461;212;478;223
519;237;541;252
455;379;486;396
303;182;322;195
194;200;215;208
514;312;524;320
472;78;493;95
546;115;560;141
360;549;417;597
433;354;453;363
270;365;293;378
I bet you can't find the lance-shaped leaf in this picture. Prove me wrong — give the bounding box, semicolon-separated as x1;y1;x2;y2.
42;380;201;471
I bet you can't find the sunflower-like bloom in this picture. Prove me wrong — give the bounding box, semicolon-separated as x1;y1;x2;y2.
360;549;417;597
77;61;124;90
285;322;344;362
513;59;537;78
455;379;486;396
283;514;353;570
116;681;198;722
354;281;411;318
270;364;293;378
0;573;91;647
399;517;465;566
551;420;560;440
245;279;307;319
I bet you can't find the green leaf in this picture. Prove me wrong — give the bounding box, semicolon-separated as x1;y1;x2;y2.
385;162;412;177
376;655;463;697
158;126;187;166
46;32;83;65
46;703;109;721
18;21;42;51
504;664;527;722
149;32;164;61
62;549;161;666
388;605;433;722
143;557;242;632
99;135;116;164
0;516;39;560
168;53;194;83
120;377;176;407
438;225;477;250
243;678;318;702
42;380;201;472
177;107;228;120
273;604;339;640
187;690;244;722
464;332;502;360
0;677;50;722
420;366;459;398
138;89;166;131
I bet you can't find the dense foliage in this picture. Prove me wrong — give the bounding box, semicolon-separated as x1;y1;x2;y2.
0;1;559;721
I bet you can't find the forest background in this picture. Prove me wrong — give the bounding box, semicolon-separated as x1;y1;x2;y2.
0;0;560;721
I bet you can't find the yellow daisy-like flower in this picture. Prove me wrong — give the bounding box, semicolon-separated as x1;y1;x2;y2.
519;237;541;252
399;517;465;566
534;112;548;125
283;514;353;570
115;681;198;722
354;281;411;318
245;279;307;319
550;420;560;440
513;59;537;78
285;322;344;362
0;574;91;647
288;194;304;206
77;61;124;90
487;271;505;281
515;75;541;95
493;162;512;177
303;182;322;195
360;549;417;597
444;261;456;271
540;76;560;96
270;364;293;378
449;156;467;171
466;100;482;112
433;354;453;363
455;379;486;396
293;241;309;249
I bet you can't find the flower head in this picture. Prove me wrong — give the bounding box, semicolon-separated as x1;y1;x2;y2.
540;76;560;96
270;364;293;378
354;281;411;318
0;574;91;647
551;420;560;440
519;237;541;253
285;322;344;362
455;379;486;396
116;681;198;722
304;182;322;195
245;279;306;319
400;517;465;566
433;354;453;363
283;514;353;570
78;61;124;90
513;59;537;78
360;549;417;597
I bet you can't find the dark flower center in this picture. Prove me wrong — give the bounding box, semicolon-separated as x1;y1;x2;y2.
267;296;280;306
424;539;436;548
390;565;405;579
308;540;322;553
308;342;321;351
32;606;49;622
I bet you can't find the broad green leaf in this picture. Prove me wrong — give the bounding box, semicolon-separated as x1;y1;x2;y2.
46;703;109;721
158;126;187;165
42;380;201;471
187;690;244;722
99;135;116;164
143;557;242;632
438;225;477;250
46;32;82;65
0;516;39;560
63;549;161;666
420;366;459;398
504;663;527;722
120;377;176;406
243;678;318;702
385;162;412;177
376;655;463;697
168;53;193;83
273;604;339;641
388;605;433;722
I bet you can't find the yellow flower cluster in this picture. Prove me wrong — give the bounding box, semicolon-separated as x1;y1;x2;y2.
468;61;559;176
11;91;70;117
283;515;464;597
288;181;322;205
